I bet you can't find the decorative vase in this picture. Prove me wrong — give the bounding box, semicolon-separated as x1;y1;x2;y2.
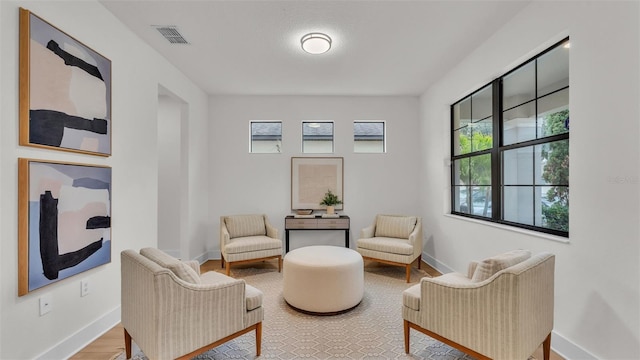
326;205;335;214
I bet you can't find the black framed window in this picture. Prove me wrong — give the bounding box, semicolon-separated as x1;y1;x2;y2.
451;38;569;237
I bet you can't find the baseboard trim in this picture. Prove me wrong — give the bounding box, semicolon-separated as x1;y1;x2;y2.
421;251;455;274
35;306;121;360
195;250;217;264
552;331;598;360
421;252;599;360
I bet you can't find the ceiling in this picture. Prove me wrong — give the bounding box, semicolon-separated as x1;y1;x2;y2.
100;0;530;96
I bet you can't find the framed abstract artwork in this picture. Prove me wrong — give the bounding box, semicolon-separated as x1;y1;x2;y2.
18;158;112;296
291;157;344;211
19;8;112;156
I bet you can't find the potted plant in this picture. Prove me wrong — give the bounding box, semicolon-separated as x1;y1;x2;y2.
320;189;342;214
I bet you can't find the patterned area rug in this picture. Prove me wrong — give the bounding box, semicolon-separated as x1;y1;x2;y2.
119;263;476;359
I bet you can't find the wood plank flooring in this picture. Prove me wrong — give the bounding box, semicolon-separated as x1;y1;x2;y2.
71;259;563;360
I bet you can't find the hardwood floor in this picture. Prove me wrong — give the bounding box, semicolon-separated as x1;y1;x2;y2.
71;259;563;360
70;323;125;360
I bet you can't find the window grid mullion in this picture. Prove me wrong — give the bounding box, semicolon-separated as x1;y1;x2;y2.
492;79;501;221
533;52;539;222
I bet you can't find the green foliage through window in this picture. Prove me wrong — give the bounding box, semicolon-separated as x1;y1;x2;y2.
541;110;569;231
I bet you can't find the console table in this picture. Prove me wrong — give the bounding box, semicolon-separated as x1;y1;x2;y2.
284;215;350;252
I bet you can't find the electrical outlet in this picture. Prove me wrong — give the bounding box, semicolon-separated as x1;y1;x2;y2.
81;278;90;297
39;294;52;316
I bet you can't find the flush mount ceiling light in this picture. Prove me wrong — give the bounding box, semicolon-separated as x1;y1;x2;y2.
301;33;332;54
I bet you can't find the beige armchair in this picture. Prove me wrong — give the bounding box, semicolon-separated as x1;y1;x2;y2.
121;248;263;359
220;214;282;276
356;214;423;282
403;250;555;360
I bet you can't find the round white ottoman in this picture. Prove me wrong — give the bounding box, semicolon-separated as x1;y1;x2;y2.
283;245;364;314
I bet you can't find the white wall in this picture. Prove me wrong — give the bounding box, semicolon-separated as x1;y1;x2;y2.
0;1;209;358
419;1;639;359
157;95;182;257
209;96;420;254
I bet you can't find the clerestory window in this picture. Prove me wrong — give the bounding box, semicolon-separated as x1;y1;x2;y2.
354;121;385;153
250;121;282;153
303;121;334;153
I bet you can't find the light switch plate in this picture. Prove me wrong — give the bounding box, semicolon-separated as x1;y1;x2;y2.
39;294;52;316
81;278;90;297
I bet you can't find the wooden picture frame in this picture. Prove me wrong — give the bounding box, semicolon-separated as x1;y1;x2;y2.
291;157;344;211
18;158;112;296
19;8;112;156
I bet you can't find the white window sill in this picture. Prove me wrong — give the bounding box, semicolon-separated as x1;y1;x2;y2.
444;214;570;244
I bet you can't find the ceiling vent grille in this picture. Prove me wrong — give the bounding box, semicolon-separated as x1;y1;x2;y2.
154;26;189;44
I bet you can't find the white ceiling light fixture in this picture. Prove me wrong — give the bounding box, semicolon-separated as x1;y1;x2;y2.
301;33;332;54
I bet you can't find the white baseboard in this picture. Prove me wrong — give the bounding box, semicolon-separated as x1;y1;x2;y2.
421;251;455;274
421;251;599;360
35;306;121;360
195;250;218;264
164;250;217;264
552;331;598;360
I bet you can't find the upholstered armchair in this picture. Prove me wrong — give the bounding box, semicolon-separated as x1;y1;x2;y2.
220;214;282;276
121;248;263;359
356;214;423;282
403;250;555;360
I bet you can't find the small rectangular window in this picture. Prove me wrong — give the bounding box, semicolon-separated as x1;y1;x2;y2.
354;121;385;153
302;121;333;153
250;121;281;153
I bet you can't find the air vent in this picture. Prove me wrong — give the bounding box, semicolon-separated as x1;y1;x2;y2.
153;26;189;44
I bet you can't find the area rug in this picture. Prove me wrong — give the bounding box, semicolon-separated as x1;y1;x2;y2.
118;264;476;359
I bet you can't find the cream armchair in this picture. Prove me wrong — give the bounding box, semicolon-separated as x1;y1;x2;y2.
356;214;422;282
121;248;263;359
220;214;282;276
403;250;555;360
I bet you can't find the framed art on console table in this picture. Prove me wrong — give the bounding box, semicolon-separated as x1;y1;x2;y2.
291;157;344;211
18;158;112;296
19;8;112;156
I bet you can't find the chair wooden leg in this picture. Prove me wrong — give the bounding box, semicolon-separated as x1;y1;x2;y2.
124;328;132;359
543;332;551;360
226;263;231;276
418;255;422;269
221;257;225;269
277;255;282;273
405;264;411;283
256;322;262;356
404;320;410;353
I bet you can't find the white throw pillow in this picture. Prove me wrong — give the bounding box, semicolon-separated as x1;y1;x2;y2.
374;215;417;239
225;215;266;238
471;249;532;282
168;262;201;284
140;247;179;268
140;248;201;284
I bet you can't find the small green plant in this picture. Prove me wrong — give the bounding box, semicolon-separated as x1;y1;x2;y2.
319;189;342;206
